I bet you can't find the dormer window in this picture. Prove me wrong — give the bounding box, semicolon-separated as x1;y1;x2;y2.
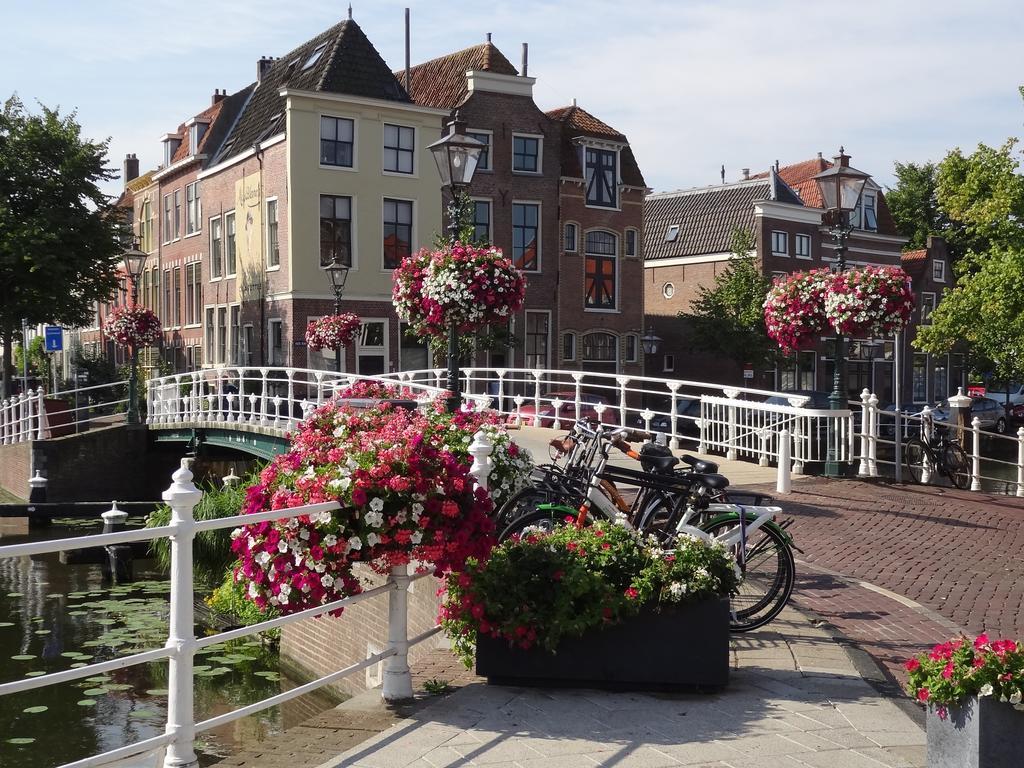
161;134;182;167
665;224;680;242
849;190;878;231
585;147;618;208
187;120;209;156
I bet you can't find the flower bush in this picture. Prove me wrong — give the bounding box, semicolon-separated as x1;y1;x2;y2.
904;634;1024;718
231;402;496;615
305;313;361;352
334;379;427;402
824;266;914;338
440;521;738;667
393;242;526;338
763;270;831;353
102;306;162;348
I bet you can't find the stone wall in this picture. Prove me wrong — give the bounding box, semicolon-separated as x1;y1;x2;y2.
0;441;32;500
279;567;449;699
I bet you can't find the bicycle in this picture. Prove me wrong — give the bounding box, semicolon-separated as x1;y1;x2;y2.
904;429;970;490
499;422;796;631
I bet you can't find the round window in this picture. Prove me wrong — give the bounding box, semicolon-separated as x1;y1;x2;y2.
662;282;675;299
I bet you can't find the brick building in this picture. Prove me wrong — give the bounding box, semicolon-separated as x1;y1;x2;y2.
644;150;956;403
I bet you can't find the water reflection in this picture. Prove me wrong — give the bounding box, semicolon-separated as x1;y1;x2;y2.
0;521;338;768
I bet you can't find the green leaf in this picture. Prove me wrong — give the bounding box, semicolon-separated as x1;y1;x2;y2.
22;706;47;714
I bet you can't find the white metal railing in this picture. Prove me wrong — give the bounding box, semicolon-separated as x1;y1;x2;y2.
0;451;496;768
0;381;129;444
144;367;485;430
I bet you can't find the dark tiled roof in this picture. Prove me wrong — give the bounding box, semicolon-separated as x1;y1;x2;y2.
400;42;518;110
218;19;409;163
644;181;772;261
901;248;928;278
546;104;646;188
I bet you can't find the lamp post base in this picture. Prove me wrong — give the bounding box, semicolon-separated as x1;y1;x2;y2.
446;324;461;414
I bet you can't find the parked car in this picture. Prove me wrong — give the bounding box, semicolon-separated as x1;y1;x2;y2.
978;383;1024;406
1008;402;1024;431
879;404;925;438
630;396;701;438
508;390;617;428
932;396;1009;434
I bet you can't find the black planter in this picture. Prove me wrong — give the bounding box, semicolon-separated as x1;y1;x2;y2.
475;597;729;691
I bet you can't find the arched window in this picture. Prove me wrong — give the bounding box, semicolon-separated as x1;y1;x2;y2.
582;332;618;362
585;231;617;309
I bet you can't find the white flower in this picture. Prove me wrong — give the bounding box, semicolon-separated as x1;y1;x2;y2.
668;582;687;599
279;583;292;597
256;551;271;566
1011;690;1023;706
348;536;362;551
323;534;338;547
980;683;994;697
299;528;310;540
370;497;385;512
248;582;260;598
321;574;335;587
411;531;423;544
367;533;380;547
365;510;384;528
277;540;289;553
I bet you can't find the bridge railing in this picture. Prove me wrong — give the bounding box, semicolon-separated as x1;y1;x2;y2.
1;381;128;444
145;367;466;428
0;454;485;768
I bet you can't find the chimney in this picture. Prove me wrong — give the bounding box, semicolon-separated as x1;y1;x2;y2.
257;56;274;83
211;88;226;105
775;159;780;171
486;32;492;42
720;165;725;184
521;42;528;77
817;151;822;159
123;153;139;187
741;168;750;180
404;8;411;94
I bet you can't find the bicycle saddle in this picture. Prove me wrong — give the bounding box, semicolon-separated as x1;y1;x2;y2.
640;452;680;473
681;454;720;474
698;473;730;490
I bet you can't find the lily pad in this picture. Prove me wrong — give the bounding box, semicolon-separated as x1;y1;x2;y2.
69;662;88;668
11;655;36;661
34;629;51;635
83;687;108;696
6;738;35;745
105;683;133;691
77;699;97;706
61;652;82;658
0;622;14;627
130;709;159;719
6;592;23;598
22;706;48;714
145;688;169;696
25;671;46;677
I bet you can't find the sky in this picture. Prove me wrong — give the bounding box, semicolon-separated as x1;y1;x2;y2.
4;0;1024;199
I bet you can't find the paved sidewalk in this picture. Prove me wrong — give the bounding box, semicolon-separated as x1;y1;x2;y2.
316;607;924;768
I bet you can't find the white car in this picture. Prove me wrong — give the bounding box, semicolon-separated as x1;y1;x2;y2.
981;383;1024;406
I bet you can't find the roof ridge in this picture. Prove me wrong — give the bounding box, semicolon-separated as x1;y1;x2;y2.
406;40;518;76
648;178;771;199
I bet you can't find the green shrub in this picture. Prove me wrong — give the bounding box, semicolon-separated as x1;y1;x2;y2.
207;572;280;638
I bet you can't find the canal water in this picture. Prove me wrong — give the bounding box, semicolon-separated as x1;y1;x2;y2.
0;518;338;768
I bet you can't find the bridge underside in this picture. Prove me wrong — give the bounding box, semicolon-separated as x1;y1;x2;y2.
149;423;290;460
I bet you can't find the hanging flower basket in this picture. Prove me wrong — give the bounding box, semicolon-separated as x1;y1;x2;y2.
393;242;526;337
763;269;831;353
102;306;162;349
305;313;360;351
824;265;915;338
231;401;501;615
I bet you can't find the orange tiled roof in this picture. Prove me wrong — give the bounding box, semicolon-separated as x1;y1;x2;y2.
400;42;518;109
901;248;928;278
168;100;225;165
546;104;625;141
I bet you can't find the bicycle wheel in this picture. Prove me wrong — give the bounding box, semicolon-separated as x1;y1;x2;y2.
701;518;795;632
904;437;928;485
943;443;970;490
498;506;581;543
494;486;561;530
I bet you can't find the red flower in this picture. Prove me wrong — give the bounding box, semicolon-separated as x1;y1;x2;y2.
904;658;921;672
624;587;639;599
917;687;930;703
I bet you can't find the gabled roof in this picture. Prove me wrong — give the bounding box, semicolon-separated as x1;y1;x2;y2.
901;248;928;278
546;104;646;188
400;42;519;110
218;18;409;163
644;180;774;261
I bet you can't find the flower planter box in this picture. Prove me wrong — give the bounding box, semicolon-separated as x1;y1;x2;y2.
927;696;1024;768
475;597;729;691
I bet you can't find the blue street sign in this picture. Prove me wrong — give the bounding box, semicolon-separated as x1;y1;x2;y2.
44;326;63;352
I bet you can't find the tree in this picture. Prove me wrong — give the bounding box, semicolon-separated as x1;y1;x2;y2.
885;161;947;250
0;96;124;396
914;245;1024;384
679;229;779;377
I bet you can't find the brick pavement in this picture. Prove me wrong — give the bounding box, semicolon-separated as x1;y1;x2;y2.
745;476;1024;690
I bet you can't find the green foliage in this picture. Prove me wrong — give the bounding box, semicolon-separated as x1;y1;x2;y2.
146;476;254;586
422;678;452;695
936;138;1024;259
915;245;1024;382
904;634;1024;711
886;161;948;250
679;228;779;372
0;96;124;394
206;573;279;636
13;337;48;378
441;521;738;668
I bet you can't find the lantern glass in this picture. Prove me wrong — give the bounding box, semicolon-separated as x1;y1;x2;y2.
428;127;485;189
122;247;147;280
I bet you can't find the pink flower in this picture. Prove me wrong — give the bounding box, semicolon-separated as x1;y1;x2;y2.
624;587;639;599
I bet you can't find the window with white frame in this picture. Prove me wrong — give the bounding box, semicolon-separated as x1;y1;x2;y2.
921;292;936;323
266;199;279;268
472;199;491;244
512;135;540;173
163;269;172;322
512;203;539;271
625;334;638;363
173;266;182;327
173;190;181;239
210;216;223;278
562;332;576;362
216;307;228;364
625;228;638;257
524;311;550;369
850;191;878;231
662;282;675;299
467;131;491;171
383;124;415;174
933;259;946;282
230;305;242;364
357;320;387;375
771;231;788;256
399;321;428;371
320;116;354;167
185;182;201;235
383;198;413;269
663;354;675;372
205;308;215;357
163;194;172;244
795;233;811;259
565;223;577;253
585;147;617;207
582;332;617;362
225;212;236;276
319;194;352;267
242;325;254;366
269;319;284;366
585;230;617;310
184;263;201;325
912;353;928;402
665;224;680;242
